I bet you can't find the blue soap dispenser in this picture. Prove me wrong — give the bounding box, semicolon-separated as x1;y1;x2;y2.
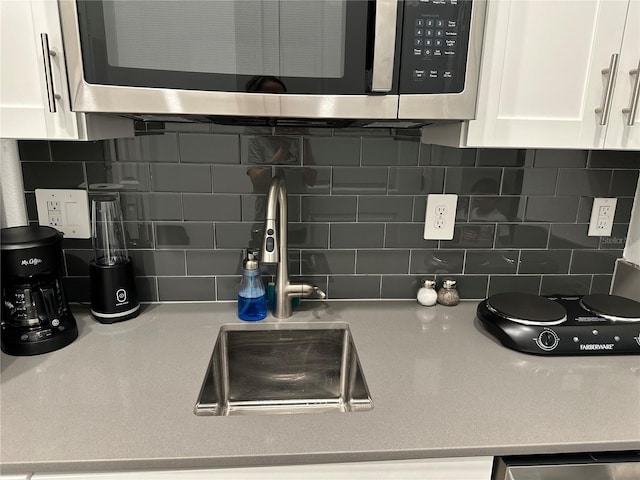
237;252;267;321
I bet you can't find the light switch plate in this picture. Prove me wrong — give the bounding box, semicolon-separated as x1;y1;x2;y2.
424;194;457;240
35;189;91;239
588;197;617;237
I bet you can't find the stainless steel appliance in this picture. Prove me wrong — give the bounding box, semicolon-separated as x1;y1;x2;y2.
58;0;486;123
477;292;640;356
1;226;78;355
494;452;640;480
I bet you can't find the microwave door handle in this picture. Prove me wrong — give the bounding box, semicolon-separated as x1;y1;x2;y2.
371;0;399;92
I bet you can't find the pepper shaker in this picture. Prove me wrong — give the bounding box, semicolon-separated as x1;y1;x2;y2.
417;279;438;306
437;279;460;306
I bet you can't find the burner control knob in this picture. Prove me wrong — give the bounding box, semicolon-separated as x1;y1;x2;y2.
536;329;559;351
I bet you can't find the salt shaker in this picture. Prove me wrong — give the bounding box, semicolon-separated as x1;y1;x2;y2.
437;279;460;306
417;279;438;306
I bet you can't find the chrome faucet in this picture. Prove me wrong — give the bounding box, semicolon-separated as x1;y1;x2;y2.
260;175;326;318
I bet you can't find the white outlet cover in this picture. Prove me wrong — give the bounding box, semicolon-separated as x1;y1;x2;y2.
424;194;458;240
35;189;91;239
588;197;617;237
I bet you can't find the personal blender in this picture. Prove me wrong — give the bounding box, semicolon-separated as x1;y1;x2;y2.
89;196;139;323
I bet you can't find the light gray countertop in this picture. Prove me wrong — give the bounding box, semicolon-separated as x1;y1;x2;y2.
2;301;640;474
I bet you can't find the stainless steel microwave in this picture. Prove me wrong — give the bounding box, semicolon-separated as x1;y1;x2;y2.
58;0;486;123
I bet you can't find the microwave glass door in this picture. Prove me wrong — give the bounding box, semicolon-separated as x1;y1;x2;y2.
76;0;379;95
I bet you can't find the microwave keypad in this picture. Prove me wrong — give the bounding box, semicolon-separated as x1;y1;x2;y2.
400;0;473;94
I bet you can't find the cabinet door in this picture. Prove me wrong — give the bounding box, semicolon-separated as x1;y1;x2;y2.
606;0;640;149
0;0;87;139
0;1;132;140
467;0;629;149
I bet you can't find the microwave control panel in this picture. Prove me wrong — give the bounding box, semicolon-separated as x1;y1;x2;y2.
399;0;473;94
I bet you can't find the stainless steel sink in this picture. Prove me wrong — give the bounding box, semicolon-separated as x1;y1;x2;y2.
194;323;373;416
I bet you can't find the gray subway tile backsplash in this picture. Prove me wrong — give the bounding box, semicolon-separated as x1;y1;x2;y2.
421;145;476;166
120;193;182;221
488;276;541;296
151;163;212;192
385;223;438;249
18;141;50;162
445;168;502;195
410;250;464;274
301;250;356;275
381;275;422;299
19;133;637;302
501;168;557;195
306;137;360;166
183;194;242;221
22;162;85;190
591;275;614;294
519;250;571;274
464;250;519;274
476;149;528;167
328;275;381;299
130;250;186;276
534;150;588;168
330;223;385;248
158;277;216;301
116;133;179;163
333;167;387;194
179;133;239;164
570;250;622;275
540;275;592;295
186;250;243;276
610;170;640;196
155;222;214;249
356;250;410;274
358;196;413;222
496;224;549;249
556;169;612;197
589;150;640;169
613;197;635;223
548;224;599;249
301;196;357;222
362;138;419;166
86;162;151;191
51;141;108;162
525;196;579;222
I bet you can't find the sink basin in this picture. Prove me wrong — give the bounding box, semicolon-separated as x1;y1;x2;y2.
194;323;373;416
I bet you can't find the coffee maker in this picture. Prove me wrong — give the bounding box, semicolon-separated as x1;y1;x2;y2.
1;225;78;355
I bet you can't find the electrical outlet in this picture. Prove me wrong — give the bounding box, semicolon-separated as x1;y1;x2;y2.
588;197;617;236
35;189;91;239
424;194;457;240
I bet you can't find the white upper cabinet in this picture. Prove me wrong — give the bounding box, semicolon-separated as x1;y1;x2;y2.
0;1;132;141
606;0;640;149
422;0;640;150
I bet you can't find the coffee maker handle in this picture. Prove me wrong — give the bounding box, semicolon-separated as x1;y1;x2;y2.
38;286;59;327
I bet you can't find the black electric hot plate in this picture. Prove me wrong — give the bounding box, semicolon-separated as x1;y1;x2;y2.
477;292;640;355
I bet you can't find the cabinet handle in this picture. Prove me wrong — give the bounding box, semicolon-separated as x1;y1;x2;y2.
40;33;57;113
622;61;640;127
595;53;619;126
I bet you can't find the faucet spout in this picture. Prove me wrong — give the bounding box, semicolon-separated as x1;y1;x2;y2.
260;175;323;318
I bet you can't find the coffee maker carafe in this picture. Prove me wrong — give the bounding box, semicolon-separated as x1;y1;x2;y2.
1;226;78;355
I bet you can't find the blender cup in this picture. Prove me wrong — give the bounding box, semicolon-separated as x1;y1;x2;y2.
89;196;139;323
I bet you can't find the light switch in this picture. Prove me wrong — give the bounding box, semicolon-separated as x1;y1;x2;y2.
35;189;90;238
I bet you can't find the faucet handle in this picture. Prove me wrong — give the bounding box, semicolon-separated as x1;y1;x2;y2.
295;282;326;299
